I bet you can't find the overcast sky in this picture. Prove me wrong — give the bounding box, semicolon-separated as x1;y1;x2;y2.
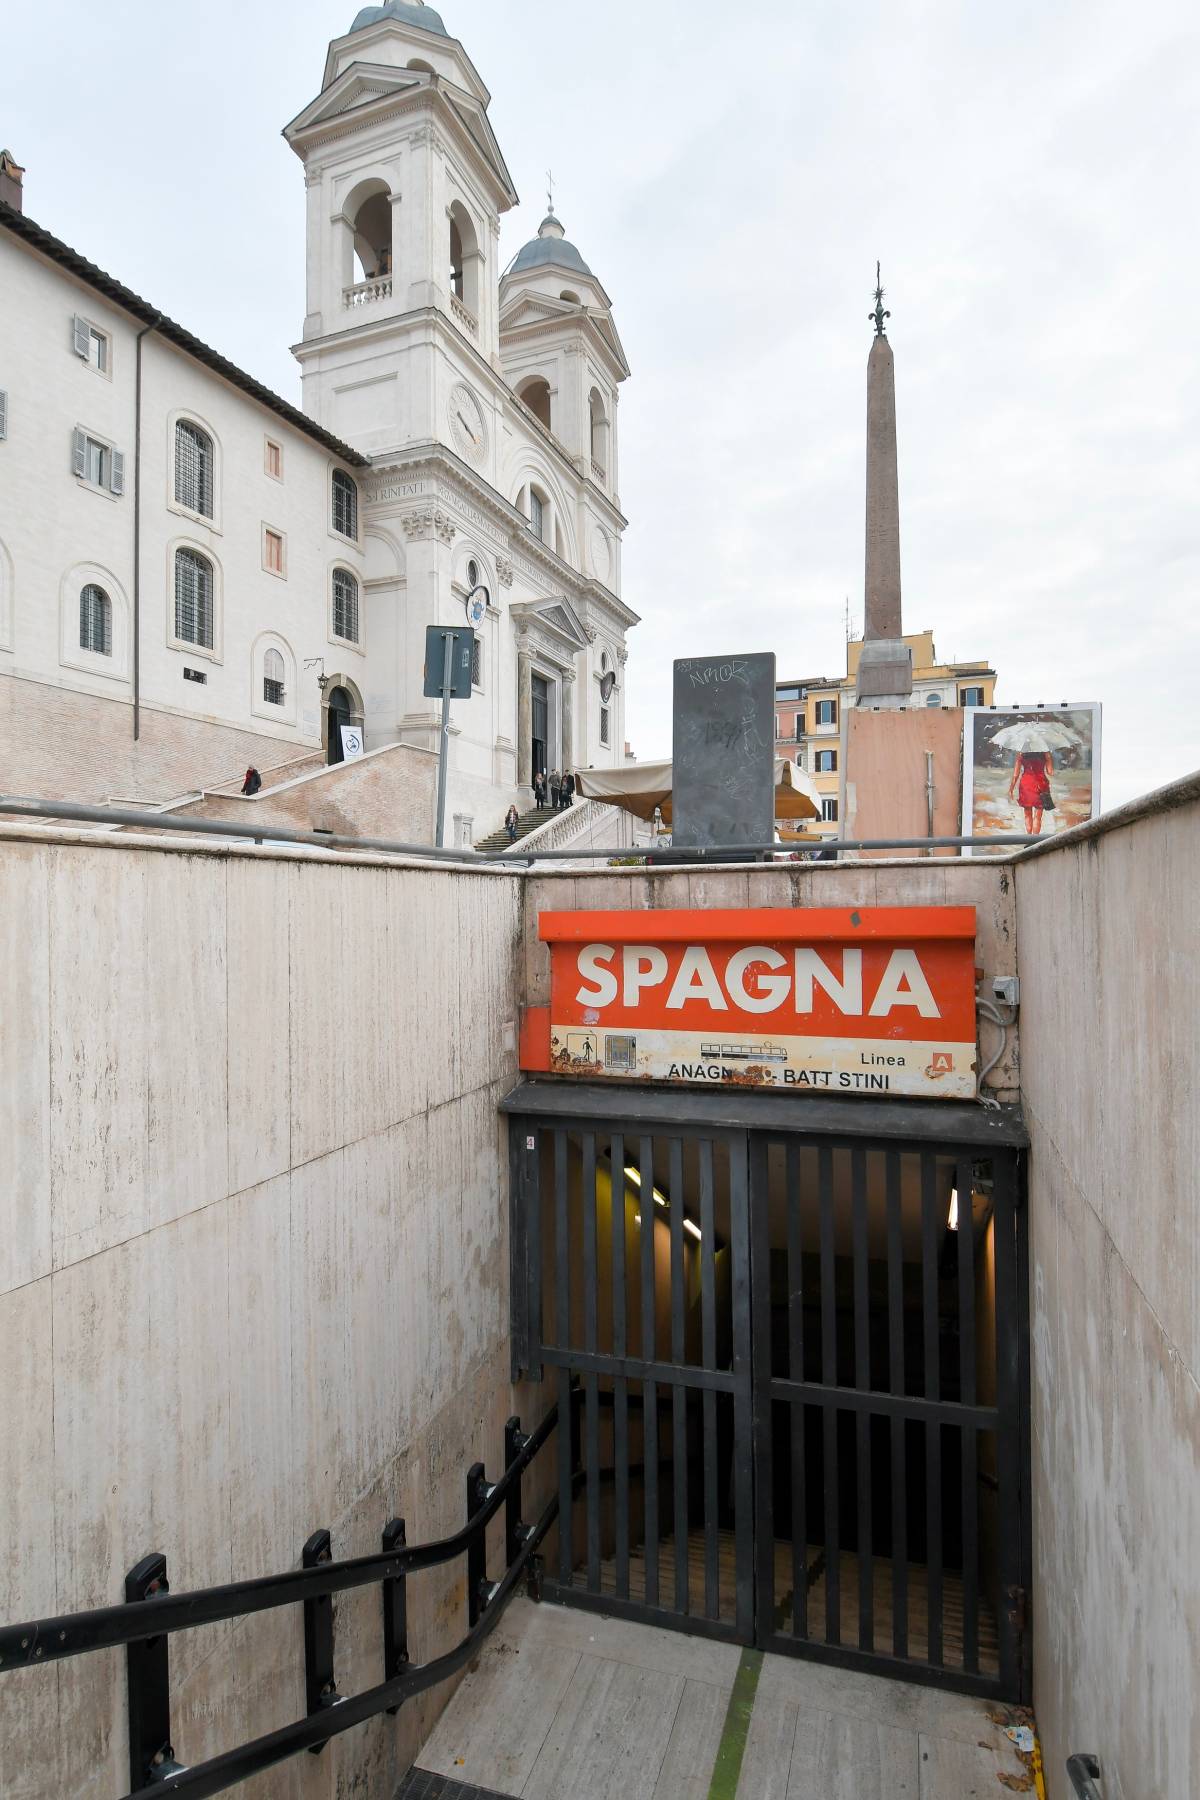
8;0;1198;809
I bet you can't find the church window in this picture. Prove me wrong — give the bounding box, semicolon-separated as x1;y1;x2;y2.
174;548;214;648
471;635;483;689
589;388;609;475
822;797;839;823
600;706;611;747
175;421;214;518
332;567;360;644
79;583;112;656
263;648;285;706
350;186;392;284
448;202;480;317
467;558;480;591
528;489;545;542
332;470;358;540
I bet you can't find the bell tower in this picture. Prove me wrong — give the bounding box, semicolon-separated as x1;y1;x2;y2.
283;0;518;458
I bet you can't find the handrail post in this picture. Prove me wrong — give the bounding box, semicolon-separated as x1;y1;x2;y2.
125;1553;186;1788
302;1530;338;1754
1066;1753;1103;1798
504;1417;529;1569
466;1462;489;1628
381;1516;408;1715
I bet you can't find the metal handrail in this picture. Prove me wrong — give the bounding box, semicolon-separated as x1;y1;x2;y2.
0;1399;566;1797
1066;1753;1104;1798
0;795;1037;863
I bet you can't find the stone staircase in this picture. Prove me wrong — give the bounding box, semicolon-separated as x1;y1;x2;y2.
474;802;565;853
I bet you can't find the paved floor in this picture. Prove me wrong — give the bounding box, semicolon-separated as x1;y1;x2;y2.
413;1599;1036;1799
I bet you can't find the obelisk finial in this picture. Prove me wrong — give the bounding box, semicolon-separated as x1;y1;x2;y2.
870;261;890;337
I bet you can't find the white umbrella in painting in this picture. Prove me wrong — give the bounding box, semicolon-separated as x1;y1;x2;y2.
987;720;1081;754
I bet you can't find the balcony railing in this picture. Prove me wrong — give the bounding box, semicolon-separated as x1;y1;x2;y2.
343;276;392;309
450;294;478;337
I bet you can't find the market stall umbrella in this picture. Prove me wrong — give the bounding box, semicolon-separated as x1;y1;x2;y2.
574;758;821;826
987;721;1081;753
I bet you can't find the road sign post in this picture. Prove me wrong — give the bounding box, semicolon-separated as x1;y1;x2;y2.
423;615;480;849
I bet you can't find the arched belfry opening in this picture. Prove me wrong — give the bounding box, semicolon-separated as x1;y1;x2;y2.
589;387;609;474
448;201;480;318
518;377;552;433
346;180;393;286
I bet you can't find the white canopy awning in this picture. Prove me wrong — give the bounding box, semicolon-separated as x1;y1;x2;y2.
575;758;822;825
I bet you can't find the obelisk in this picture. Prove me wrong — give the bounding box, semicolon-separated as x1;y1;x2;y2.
855;265;913;705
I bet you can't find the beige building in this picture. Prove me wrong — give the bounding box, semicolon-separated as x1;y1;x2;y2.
775;630;998;838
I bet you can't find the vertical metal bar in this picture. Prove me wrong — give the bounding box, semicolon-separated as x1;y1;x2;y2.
125;1554;173;1790
992;1153;1021;1697
818;1143;840;1645
509;1122;529;1381
466;1466;487;1630
670;1137;688;1614
504;1416;525;1570
381;1518;408;1712
1013;1153;1034;1704
750;1136;775;1647
554;1130;573;1588
610;1132;630;1602
700;1139;719;1621
885;1150;908;1659
852;1147;873;1652
528;1126;543;1381
302;1529;336;1753
921;1152;944;1667
583;1132;601;1592
786;1142;807;1640
732;1133;756;1643
957;1156;979;1673
640;1133;659;1610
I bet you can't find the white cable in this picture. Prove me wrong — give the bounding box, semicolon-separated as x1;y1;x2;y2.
975;996;1017;1109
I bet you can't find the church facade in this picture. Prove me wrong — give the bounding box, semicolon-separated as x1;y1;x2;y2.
0;0;636;839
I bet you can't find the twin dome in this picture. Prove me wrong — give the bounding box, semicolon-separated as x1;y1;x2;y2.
344;4;597;283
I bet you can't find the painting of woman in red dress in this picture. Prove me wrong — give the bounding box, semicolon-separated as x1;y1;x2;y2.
1008;749;1054;835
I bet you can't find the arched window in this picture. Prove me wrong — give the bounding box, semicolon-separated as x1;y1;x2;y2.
560;290;581;304
407;58;435;73
448;201;480;317
332;567;360;644
466;558;480;590
351;187;392;283
79;583;112;655
589;388;609;475
518;377;552;432
175;421;213;518
174;548;214;647
263;647;285;706
925;692;944;708
528;488;546;543
332;470;358;540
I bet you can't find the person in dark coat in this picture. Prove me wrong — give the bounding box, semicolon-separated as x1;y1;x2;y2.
504;804;520;843
534;770;546;810
549;769;561;809
562;770;575;807
242;767;262;796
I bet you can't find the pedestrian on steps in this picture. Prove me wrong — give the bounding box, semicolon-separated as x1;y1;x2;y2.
242;766;262;796
534;769;546;810
504;803;520;844
563;770;575;808
550;769;561;809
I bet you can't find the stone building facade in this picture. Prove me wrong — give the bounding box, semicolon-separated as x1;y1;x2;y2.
0;0;636;838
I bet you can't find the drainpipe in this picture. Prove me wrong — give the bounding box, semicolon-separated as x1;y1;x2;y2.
925;750;936;855
132;315;162;741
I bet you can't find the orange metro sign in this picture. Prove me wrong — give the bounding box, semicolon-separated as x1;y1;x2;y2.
520;907;978;1100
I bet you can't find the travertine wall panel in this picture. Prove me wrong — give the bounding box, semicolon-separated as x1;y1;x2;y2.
0;826;524;1798
1017;787;1200;1800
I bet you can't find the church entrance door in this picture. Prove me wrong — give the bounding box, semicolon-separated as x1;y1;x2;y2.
531;674;549;782
327;686;353;765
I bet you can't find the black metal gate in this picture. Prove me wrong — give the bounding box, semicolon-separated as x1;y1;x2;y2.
507;1089;1029;1699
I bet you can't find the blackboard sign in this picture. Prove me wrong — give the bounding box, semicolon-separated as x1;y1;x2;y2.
672;652;776;849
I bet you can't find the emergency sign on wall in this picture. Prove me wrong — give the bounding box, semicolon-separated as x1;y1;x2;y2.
519;907;978;1101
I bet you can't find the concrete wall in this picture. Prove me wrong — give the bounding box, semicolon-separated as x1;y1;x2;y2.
1016;775;1200;1800
0;826;525;1798
522;857;1019;1104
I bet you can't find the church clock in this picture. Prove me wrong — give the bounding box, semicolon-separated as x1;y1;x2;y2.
448;382;488;467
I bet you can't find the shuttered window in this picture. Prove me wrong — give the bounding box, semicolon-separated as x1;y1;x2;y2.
263;648;285;705
332;470;358;539
175;420;214;517
79;584;112;655
0;391;7;440
174;548;214;648
332;568;359;643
